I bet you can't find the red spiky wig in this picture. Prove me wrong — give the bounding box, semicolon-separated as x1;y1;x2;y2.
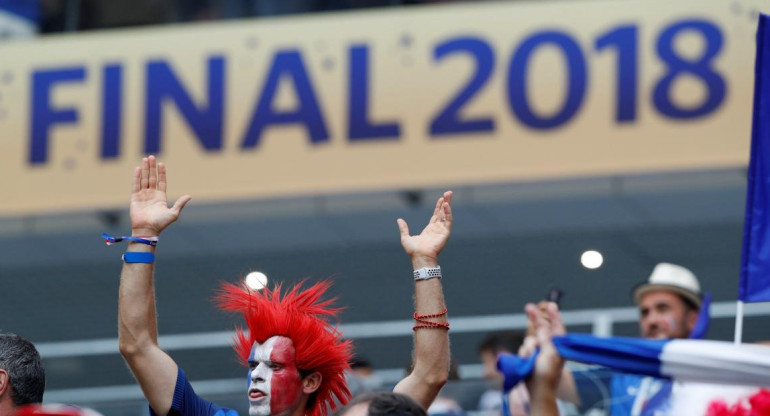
215;280;353;416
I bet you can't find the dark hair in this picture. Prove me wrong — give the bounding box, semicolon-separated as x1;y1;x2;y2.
478;330;525;355
677;294;699;312
350;356;373;370
0;333;45;405
334;392;427;416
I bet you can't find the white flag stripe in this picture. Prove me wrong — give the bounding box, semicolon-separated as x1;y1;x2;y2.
660;340;770;386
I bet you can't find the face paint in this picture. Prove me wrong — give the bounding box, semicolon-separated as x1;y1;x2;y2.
247;336;304;416
666;316;678;332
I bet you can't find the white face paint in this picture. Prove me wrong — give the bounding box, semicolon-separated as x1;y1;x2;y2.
248;337;277;416
247;336;303;416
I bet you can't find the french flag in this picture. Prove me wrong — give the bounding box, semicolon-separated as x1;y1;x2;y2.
497;334;770;392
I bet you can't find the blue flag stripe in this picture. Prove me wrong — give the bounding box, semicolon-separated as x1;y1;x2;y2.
0;0;38;22
740;13;770;303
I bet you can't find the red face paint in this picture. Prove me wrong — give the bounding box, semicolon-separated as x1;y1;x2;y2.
268;337;303;415
247;336;305;416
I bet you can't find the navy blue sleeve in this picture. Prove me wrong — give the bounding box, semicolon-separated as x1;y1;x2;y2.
148;367;239;416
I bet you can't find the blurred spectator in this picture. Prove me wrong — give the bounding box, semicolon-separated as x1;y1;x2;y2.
40;0;174;33
427;397;465;416
479;331;525;384
546;263;704;415
235;0;421;17
334;391;427;416
0;333;45;416
477;331;528;414
346;356;382;397
38;0;469;34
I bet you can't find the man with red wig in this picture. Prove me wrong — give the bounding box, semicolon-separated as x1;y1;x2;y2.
116;156;451;416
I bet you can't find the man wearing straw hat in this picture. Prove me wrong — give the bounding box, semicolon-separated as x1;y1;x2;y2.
633;263;702;341
521;262;703;416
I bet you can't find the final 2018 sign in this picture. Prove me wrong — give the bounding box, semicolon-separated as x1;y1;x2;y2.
0;0;766;215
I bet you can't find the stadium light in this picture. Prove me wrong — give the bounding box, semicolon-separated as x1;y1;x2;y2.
245;271;269;290
581;250;603;269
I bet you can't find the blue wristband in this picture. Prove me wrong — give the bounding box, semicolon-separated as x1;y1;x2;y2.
104;233;158;246
122;252;155;264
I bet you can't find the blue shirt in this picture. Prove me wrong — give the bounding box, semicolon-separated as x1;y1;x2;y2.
149;367;239;416
574;369;671;416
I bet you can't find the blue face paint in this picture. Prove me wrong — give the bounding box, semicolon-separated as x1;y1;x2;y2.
247;342;257;388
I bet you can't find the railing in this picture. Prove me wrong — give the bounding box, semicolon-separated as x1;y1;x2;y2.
41;301;770;403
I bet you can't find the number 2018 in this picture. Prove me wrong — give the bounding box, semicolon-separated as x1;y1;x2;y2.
429;19;726;134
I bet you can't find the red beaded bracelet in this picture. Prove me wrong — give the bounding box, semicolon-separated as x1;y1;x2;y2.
412;308;450;330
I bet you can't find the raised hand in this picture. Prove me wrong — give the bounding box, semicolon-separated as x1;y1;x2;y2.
529;303;565;385
526;301;567;337
519;302;582;409
393;192;453;408
129;156;191;237
397;191;453;267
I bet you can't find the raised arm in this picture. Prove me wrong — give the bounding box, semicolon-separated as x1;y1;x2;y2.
520;302;580;406
524;303;565;416
118;156;191;415
392;191;452;409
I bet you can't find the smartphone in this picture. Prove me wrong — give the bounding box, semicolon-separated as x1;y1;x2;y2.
545;287;564;307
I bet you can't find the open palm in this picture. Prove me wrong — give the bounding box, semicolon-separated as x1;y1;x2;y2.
521;303;565;391
397;191;453;261
129;156;191;236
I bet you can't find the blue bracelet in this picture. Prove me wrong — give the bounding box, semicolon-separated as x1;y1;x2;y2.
122;252;155;264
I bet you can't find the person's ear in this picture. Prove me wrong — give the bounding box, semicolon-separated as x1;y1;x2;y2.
302;372;322;395
0;369;9;398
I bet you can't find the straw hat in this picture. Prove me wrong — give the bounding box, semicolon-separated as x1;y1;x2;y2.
632;263;702;308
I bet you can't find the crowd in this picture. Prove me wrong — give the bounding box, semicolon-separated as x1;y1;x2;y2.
1;157;767;416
